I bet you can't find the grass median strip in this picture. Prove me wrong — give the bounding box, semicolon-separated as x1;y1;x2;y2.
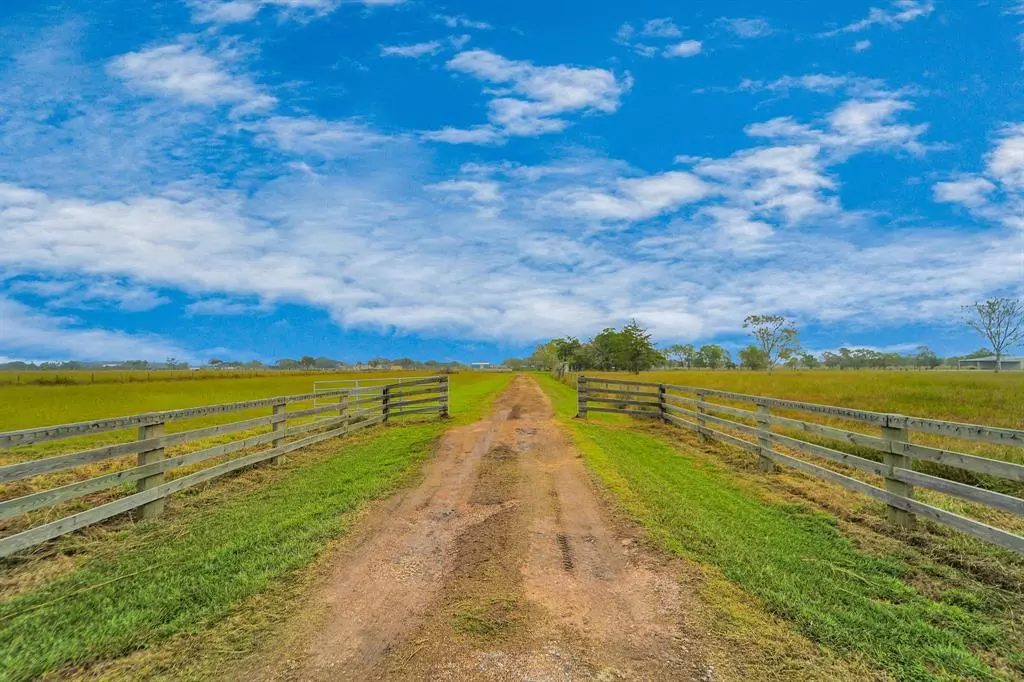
537;373;1022;681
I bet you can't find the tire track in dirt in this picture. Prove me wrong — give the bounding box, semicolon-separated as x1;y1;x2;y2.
249;376;708;681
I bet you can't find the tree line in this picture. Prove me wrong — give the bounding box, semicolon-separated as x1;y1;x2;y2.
511;297;1024;374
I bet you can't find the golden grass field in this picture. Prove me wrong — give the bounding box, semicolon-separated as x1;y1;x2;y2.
574;369;1024;427
0;369;438;431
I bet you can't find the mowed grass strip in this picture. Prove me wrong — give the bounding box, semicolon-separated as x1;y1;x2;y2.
0;373;513;681
537;374;1021;681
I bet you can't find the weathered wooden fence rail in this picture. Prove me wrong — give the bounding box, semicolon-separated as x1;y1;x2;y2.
0;376;449;558
576;376;1024;554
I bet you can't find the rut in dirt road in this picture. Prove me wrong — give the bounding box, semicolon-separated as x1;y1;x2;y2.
250;376;708;681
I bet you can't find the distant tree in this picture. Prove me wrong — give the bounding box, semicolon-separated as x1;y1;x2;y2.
124;360;150;370
299;355;317;369
695;344;731;370
797;351;821;369
552;337;584;370
503;358;527;370
743;314;799;374
665;343;696;368
962;298;1024;372
528;342;560;371
914;346;941;370
738;345;769;370
616;320;664;374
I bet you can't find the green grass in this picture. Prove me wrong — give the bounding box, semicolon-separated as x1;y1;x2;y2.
537;374;1020;681
0;373;513;680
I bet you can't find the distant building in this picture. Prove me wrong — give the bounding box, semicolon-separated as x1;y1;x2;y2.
470;362;492;370
957;355;1024;371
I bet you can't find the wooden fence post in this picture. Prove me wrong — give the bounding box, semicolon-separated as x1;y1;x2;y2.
136;421;166;520
382;386;391;423
271;402;287;465
696;391;710;441
882;416;915;528
441;377;450;418
577;376;588;418
658;384;667;422
755;403;775;473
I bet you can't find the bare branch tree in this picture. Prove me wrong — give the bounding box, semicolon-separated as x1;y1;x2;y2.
743;314;799;374
962;298;1024;373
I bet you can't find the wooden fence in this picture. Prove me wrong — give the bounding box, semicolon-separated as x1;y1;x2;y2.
576;376;1024;554
0;376;449;558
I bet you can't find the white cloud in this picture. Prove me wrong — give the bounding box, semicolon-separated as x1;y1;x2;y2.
746;98;929;157
642;18;683;38
108;42;275;113
190;0;402;23
7;278;170;312
544;171;711;222
426;180;502;204
434;14;492;30
190;1;260;23
664;40;703;58
934;177;996;208
616;19;700;58
245;116;393;157
822;0;934;36
0;295;190;361
852;39;873;52
719;17;774;38
440;50;631;141
380;41;443;58
987;123;1024;189
185;298;266;315
736;73;899;98
420;125;503;145
933;124;1024;230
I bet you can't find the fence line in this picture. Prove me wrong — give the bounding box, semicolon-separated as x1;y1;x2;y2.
576;375;1024;554
0;377;450;558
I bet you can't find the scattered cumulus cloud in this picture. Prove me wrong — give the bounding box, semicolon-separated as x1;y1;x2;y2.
380;41;443;58
934;124;1024;230
641;18;683;38
108;41;275;114
853;39;873;52
185;298;267;315
189;0;403;24
664;40;703;58
427;49;631;142
616;18;702;59
718;17;774;38
434;14;492;30
821;0;935;36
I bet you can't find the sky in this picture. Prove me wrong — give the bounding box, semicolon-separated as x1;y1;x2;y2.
0;0;1023;364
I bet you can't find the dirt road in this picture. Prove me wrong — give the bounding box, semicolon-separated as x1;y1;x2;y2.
251;375;708;681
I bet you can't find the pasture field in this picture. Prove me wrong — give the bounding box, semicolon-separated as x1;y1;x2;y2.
0;372;514;681
538;374;1024;681
0;369;437;431
574;369;1024;429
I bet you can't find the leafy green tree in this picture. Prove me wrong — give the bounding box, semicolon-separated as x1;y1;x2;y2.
665;343;696;368
299;356;317;369
743;314;799;374
695;344;731;369
797;351;820;369
592;328;623;370
914;346;940;369
738;345;769;370
617;320;664;374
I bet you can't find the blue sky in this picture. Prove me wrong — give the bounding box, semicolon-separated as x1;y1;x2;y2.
1;0;1023;364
